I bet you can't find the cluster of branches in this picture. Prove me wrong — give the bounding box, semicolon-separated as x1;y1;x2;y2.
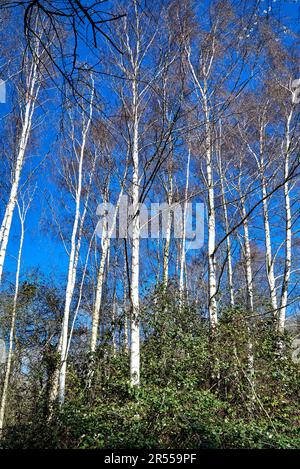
1;1;125;89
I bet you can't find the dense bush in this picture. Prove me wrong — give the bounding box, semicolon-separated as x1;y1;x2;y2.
1;289;299;449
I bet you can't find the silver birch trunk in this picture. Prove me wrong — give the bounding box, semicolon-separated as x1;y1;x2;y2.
0;59;39;285
162;179;173;288
205;98;218;327
90;178;127;354
186;48;218;328
123;257;129;352
179;148;190;305
278;109;293;334
57;92;94;405
217;130;234;307
112;289;117;356
0;201;26;433
91;236;110;354
260;156;277;315
130;74;140;386
241;198;254;313
240;194;255;383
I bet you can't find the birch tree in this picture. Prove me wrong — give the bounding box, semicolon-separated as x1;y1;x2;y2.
0;35;42;285
217;122;235;307
278;102;295;334
179;147;191;305
50;79;95;405
110;0;183;386
0;189;34;434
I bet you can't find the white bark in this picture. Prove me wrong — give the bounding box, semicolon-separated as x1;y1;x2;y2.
0;210;8;249
204;89;218;327
186;51;217;328
246;119;277;315
90;178;127;354
66;229;95;360
259;124;278;315
162;176;173;288
0;199;28;434
179;147;190;305
130;73;140;386
0;58;39;286
261;183;277;313
91;237;110;353
278;108;293;334
123;257;129;352
57;87;94;405
236;193;255;385
112;289;117;356
217;127;234;307
241;198;254;313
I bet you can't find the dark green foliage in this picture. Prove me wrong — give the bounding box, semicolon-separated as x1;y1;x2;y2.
1;286;299;449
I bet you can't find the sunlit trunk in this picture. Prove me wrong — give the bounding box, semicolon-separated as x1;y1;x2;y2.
279;109;293;334
123;254;129;352
204;97;218;327
179;148;190;306
0;202;25;433
57;90;94;405
241;198;254;313
130;73;140;387
217;128;234;307
91;237;110;354
162;183;172;288
0;59;39;285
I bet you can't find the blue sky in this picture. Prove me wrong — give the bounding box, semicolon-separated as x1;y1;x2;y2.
0;0;300;297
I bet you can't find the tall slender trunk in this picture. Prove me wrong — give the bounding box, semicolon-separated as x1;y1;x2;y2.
279;109;293;334
130;74;140;386
0;202;25;434
162;206;171;288
175;239;180;279
0;60;39;285
112;288;117;356
0;210;8;249
187;52;218;328
162;176;173;288
255;122;278;316
239;190;255;384
58;148;85;404
56;93;94;406
261;178;277;314
241;198;254;313
123;257;129;352
217;126;234;307
91;238;110;354
90;180;126;354
220;186;234;307
162;90;173;289
179;147;190;305
50;160;95;405
204;95;218;327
